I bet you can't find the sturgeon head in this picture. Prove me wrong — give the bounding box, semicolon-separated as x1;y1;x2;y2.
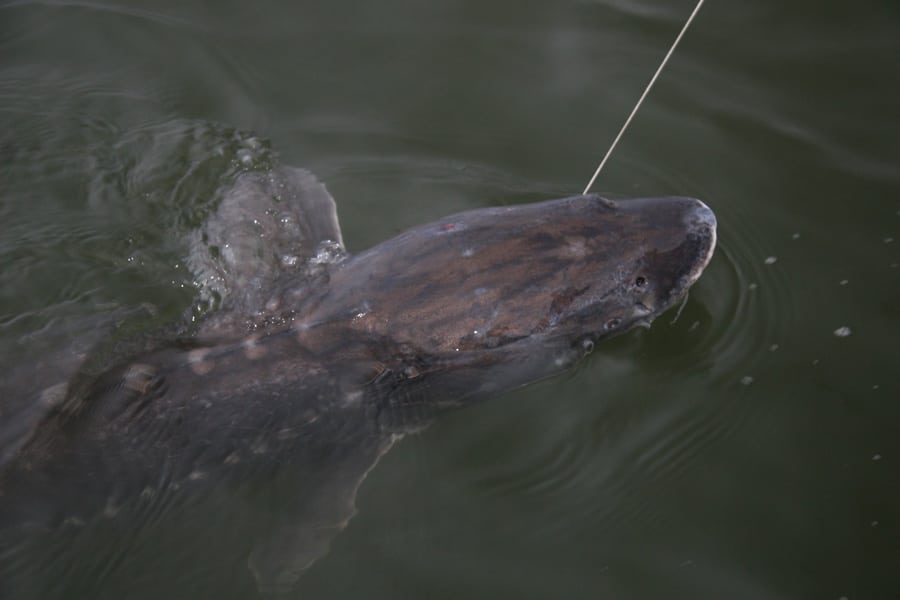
293;192;717;417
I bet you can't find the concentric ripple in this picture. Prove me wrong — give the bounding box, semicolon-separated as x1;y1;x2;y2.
428;151;801;541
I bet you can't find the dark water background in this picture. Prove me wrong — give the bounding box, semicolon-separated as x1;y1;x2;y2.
1;0;898;598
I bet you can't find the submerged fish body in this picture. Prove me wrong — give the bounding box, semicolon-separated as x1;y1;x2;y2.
0;166;716;596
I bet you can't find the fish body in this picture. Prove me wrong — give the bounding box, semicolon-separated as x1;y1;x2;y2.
0;166;716;597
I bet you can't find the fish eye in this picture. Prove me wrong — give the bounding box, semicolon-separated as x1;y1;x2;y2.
604;318;621;331
634;276;647;288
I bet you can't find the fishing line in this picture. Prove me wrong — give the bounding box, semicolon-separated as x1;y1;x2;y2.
583;0;706;195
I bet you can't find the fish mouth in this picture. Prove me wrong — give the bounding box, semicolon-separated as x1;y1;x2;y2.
631;301;655;327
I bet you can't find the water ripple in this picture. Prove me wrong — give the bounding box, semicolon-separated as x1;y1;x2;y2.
1;0;197;29
435;165;797;540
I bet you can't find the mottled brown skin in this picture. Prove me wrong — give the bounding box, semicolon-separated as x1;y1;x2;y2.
316;195;715;358
0;193;716;597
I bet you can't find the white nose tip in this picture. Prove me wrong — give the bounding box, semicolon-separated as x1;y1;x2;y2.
690;198;717;232
688;199;717;273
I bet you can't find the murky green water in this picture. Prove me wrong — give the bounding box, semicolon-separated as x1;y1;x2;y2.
1;0;898;598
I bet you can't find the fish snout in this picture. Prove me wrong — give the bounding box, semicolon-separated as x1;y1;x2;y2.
687;198;717;239
684;198;717;282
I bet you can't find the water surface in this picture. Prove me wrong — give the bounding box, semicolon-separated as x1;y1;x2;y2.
1;0;898;598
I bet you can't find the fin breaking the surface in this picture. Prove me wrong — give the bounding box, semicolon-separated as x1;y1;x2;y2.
188;167;345;328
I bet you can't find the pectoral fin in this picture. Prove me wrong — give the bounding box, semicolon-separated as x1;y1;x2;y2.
247;435;399;593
